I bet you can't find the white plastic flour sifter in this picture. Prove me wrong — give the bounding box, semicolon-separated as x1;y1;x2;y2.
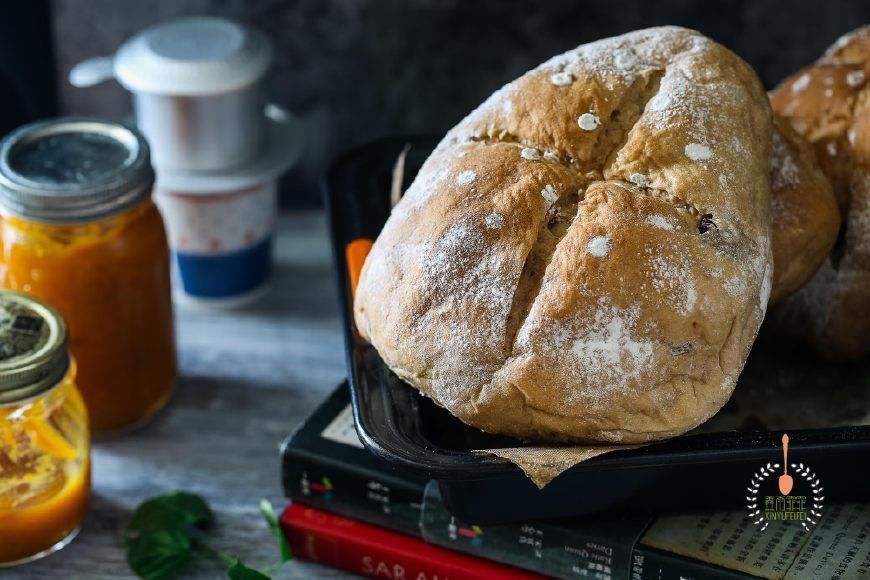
70;16;303;307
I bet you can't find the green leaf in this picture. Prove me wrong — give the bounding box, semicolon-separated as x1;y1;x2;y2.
227;559;271;580
259;499;292;562
124;493;285;580
126;530;192;580
124;493;216;579
128;492;215;538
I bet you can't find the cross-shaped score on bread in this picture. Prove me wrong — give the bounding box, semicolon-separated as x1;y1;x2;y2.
354;27;783;445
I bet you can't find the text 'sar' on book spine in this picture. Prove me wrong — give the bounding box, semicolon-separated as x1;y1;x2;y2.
279;503;545;579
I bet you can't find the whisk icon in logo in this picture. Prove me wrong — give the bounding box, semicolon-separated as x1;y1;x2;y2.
746;434;825;532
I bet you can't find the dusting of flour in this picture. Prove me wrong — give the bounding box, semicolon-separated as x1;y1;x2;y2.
568;302;654;400
770;129;800;190
685;143;712;161
411;217;521;405
485;212;505;229
455;170;477;187
650;255;697;315
646;215;674;230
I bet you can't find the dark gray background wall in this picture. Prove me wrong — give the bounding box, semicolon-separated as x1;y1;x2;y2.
52;0;869;207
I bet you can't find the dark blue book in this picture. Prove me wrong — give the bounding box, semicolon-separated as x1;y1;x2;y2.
281;384;427;537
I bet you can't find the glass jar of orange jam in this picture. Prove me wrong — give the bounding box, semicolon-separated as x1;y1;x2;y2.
0;119;176;436
0;290;90;566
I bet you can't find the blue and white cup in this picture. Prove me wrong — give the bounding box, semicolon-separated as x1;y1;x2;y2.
154;113;302;307
157;181;276;303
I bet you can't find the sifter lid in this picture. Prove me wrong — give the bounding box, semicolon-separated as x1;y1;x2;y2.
0;117;154;224
114;17;272;95
0;290;70;405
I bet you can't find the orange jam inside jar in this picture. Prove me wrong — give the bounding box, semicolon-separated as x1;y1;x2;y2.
0;119;177;436
0;290;91;566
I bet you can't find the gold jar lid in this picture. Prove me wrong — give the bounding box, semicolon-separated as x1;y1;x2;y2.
0;290;70;404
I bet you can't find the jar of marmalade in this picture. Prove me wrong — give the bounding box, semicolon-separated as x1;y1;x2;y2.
0;118;177;435
0;290;90;566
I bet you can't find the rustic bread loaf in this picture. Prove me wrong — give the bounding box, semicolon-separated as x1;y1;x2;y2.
769;26;870;358
768;115;840;303
355;27;774;443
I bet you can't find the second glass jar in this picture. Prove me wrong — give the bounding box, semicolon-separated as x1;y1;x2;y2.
0;118;177;435
0;290;90;566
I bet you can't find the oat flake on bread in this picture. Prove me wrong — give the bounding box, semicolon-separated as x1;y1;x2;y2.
354;26;774;444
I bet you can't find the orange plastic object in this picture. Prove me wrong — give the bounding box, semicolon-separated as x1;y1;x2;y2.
0;200;177;435
346;238;373;296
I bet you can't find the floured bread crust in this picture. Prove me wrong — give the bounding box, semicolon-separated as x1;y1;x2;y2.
355;27;773;443
768;115;840;303
769;26;870;359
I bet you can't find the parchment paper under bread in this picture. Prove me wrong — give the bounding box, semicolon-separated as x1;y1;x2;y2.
478;445;645;488
388;147;870;490
476;336;870;488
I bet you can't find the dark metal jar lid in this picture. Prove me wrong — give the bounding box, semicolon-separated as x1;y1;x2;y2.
0;117;154;223
0;290;70;405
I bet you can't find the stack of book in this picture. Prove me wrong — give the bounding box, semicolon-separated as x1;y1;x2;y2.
279;384;870;579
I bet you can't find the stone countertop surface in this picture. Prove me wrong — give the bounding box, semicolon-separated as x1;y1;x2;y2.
9;212;354;579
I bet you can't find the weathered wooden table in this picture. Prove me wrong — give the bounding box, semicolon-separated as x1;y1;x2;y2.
11;213;352;579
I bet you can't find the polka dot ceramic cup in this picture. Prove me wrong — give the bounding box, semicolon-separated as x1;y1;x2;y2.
157;181;276;303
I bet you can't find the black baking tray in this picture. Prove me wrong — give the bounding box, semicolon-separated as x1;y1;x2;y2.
323;136;870;524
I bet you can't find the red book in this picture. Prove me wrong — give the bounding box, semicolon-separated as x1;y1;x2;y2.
280;503;546;579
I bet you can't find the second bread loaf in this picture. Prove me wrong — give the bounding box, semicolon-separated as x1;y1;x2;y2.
770;26;870;358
